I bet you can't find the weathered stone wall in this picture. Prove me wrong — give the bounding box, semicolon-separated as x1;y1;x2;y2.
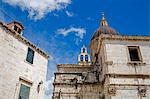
53;84;81;99
102;39;150;99
104;40;150;75
53;64;93;99
57;64;92;73
0;27;48;99
57;67;91;73
53;34;150;99
78;84;102;99
54;73;82;83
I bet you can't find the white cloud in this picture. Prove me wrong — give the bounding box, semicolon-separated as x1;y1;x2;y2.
2;0;71;20
44;76;54;99
56;27;86;39
86;17;94;21
65;10;74;17
74;38;82;45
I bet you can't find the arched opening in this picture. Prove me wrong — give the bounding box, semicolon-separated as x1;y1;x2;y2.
83;48;85;53
85;55;88;61
80;55;83;61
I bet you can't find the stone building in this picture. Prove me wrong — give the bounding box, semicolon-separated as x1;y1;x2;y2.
0;21;49;99
52;14;150;99
52;45;91;99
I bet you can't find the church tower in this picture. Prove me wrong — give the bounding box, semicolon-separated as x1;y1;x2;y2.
78;45;91;65
89;14;150;99
90;13;119;63
53;13;150;99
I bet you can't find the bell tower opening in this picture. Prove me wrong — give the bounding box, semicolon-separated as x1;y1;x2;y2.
78;45;91;65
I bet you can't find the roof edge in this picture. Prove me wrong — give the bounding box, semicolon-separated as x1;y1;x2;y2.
100;34;150;41
91;34;150;41
0;21;49;59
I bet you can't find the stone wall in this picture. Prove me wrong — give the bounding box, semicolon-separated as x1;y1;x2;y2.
102;39;150;99
0;26;48;99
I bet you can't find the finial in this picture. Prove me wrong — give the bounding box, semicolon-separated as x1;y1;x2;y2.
100;12;108;26
101;12;105;20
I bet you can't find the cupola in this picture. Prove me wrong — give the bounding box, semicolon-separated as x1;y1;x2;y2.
78;45;91;65
6;21;24;35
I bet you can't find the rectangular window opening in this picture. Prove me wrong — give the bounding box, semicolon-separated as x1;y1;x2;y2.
18;84;30;99
18;28;21;34
26;47;34;64
128;46;141;62
14;25;18;31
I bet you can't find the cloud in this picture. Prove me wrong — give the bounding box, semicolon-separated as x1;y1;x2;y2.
86;17;95;21
56;27;86;39
2;0;71;20
65;10;74;17
44;76;54;99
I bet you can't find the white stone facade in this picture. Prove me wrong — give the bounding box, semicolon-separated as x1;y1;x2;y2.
0;21;49;99
53;36;150;99
52;15;150;99
90;34;150;99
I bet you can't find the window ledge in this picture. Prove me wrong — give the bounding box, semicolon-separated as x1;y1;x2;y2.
24;60;33;66
127;61;146;66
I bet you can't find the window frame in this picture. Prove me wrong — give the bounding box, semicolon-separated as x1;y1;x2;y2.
26;47;35;64
17;78;32;99
127;46;142;62
18;84;30;99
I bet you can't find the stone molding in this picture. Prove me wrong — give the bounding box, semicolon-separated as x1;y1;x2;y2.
98;34;150;41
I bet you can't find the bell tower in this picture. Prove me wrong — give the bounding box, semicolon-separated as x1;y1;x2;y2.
78;45;91;65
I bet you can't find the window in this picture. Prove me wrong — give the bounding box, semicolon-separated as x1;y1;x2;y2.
14;25;18;31
80;55;83;61
26;47;34;64
128;46;141;61
85;55;88;61
18;28;21;34
18;84;30;99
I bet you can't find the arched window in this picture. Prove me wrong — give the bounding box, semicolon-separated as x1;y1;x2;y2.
83;48;85;53
80;55;83;61
85;55;88;61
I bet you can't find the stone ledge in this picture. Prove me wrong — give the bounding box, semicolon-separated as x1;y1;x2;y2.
127;61;146;66
57;64;92;68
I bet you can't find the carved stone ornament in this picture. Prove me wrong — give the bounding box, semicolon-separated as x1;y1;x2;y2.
138;87;147;97
108;87;116;96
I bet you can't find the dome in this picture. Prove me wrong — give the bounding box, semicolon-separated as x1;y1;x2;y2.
91;26;119;40
91;13;119;40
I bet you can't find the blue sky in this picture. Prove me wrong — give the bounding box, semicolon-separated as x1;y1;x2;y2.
0;0;149;98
